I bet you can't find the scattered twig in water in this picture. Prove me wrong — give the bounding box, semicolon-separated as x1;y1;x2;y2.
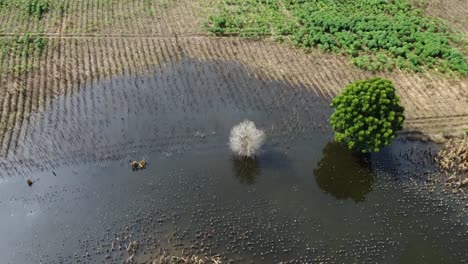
153;254;223;264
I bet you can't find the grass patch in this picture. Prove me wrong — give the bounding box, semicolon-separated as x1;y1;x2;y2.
0;0;51;19
206;0;467;75
0;34;47;74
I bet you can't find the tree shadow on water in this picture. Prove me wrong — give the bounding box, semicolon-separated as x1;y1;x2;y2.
232;157;261;185
313;142;375;202
231;150;290;185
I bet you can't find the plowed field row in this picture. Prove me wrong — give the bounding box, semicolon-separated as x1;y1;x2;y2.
0;0;210;35
414;0;468;34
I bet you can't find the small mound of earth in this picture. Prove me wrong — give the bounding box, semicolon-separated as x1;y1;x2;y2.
436;136;468;189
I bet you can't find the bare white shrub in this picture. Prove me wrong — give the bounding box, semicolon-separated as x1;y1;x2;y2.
229;120;265;158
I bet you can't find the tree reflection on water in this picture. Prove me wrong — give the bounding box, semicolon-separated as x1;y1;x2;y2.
314;142;375;202
232;157;261;185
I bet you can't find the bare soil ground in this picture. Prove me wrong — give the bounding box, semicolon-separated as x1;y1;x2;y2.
0;0;467;163
413;0;468;34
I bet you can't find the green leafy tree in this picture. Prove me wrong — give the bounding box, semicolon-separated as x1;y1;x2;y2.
330;78;405;153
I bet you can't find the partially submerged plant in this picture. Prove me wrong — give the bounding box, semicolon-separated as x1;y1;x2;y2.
131;159;147;171
436;136;467;175
26;179;34;186
154;254;223;264
131;161;139;170
229;120;265;158
139;159;147;169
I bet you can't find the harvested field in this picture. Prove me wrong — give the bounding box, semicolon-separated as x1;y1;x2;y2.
0;1;467;263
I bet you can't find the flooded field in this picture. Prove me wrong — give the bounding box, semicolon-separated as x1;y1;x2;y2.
0;58;466;263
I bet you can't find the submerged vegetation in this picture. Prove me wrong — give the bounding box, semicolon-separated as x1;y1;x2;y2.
207;0;468;75
330;78;405;153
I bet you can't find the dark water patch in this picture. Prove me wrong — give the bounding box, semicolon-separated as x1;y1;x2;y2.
314;142;375;203
0;58;465;263
232;157;261;185
0;58;331;176
232;149;291;185
1;139;466;263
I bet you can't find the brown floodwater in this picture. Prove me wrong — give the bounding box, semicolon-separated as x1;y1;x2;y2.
0;58;466;263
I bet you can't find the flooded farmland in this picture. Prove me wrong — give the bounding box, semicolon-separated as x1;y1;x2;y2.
0;58;466;263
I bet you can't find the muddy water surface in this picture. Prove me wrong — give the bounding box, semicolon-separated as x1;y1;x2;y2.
0;58;466;263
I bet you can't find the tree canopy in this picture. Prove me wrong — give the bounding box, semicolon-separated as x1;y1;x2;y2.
330;78;405;153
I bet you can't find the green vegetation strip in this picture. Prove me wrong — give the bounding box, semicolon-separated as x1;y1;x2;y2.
0;34;47;74
206;0;468;75
0;0;50;19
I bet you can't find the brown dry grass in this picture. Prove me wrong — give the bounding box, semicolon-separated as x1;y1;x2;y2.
437;136;468;174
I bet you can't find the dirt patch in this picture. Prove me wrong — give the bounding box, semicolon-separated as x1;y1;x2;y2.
414;0;468;34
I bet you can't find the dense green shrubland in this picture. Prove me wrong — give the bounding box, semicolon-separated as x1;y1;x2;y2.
207;0;467;75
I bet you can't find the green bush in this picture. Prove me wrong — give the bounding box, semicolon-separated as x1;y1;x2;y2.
330;78;405;153
206;0;468;75
24;0;50;19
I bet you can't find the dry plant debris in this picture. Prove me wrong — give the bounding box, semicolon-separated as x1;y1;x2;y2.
437;136;468;174
131;160;147;171
436;136;468;188
26;179;34;186
153;254;223;264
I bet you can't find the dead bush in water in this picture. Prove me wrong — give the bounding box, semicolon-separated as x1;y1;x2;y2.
153;254;222;264
229;120;265;158
436;137;468;174
436;136;468;188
